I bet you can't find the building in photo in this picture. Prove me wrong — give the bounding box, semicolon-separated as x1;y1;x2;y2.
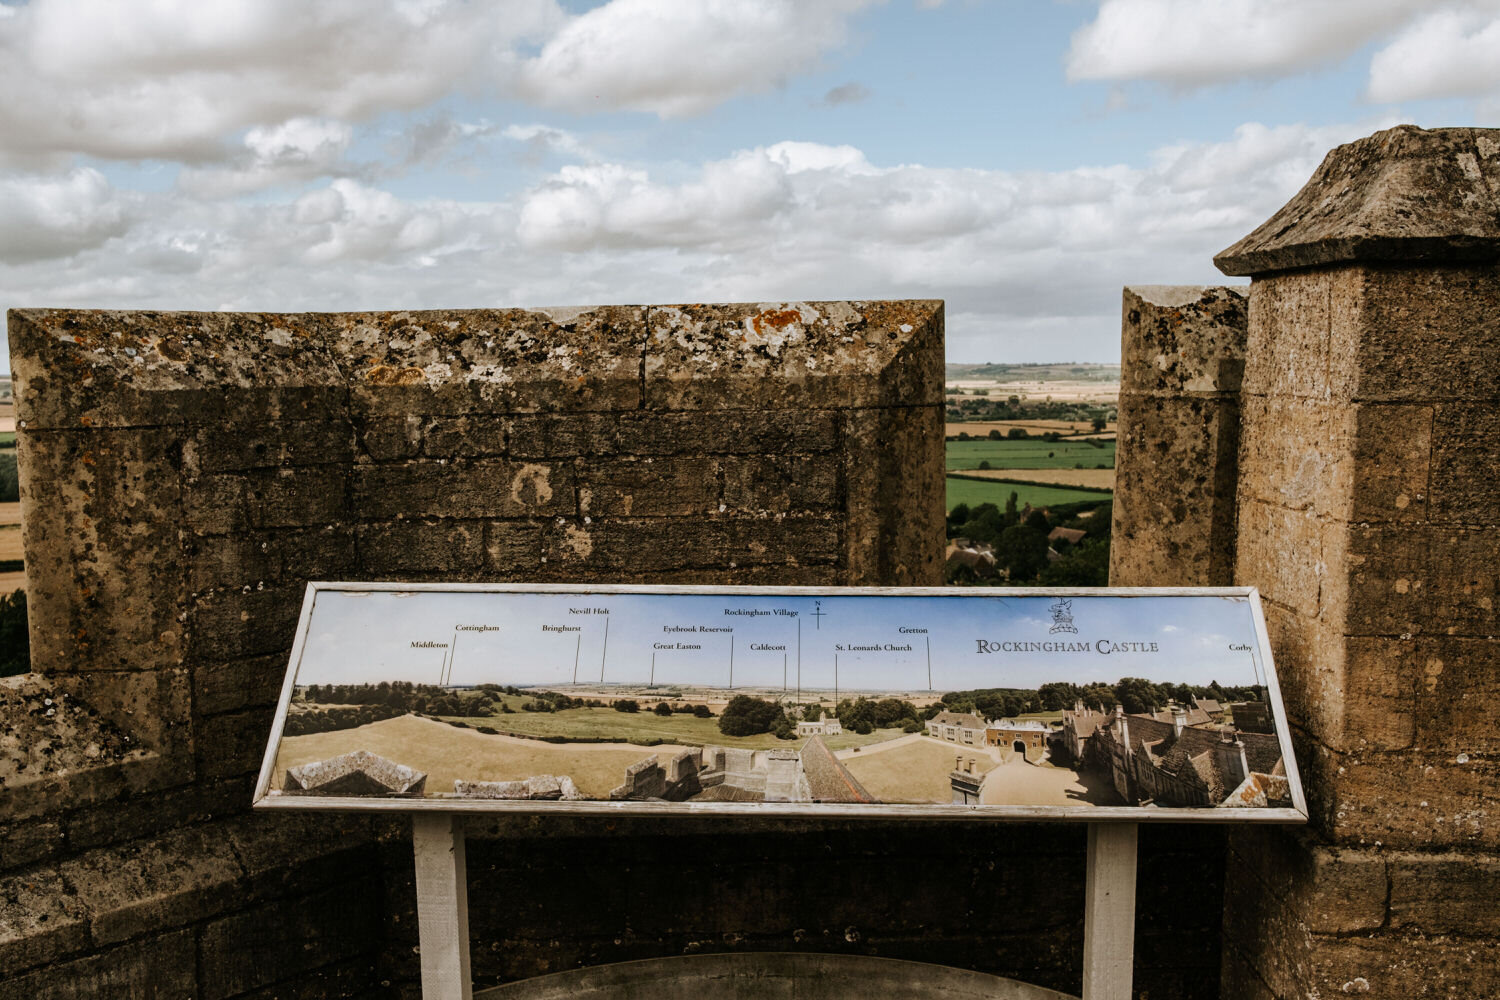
796;713;844;737
985;718;1051;762
1061;702;1110;761
926;710;987;746
1089;707;1287;809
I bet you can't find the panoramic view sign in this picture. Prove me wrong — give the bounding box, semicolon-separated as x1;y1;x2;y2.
254;584;1307;822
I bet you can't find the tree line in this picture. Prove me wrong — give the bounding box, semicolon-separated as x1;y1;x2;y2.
947;494;1112;587
937;677;1264;719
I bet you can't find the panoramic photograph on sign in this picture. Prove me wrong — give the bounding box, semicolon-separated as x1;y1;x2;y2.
254;585;1305;820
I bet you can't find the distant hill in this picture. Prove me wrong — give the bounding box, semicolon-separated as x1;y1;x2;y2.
946;362;1120;382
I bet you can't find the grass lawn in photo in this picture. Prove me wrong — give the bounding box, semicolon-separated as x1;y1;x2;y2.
945;437;1115;471
945;477;1110;514
273;713;654;798
836;734;997;803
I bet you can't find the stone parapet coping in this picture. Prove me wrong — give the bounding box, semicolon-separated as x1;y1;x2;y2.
1215;125;1500;276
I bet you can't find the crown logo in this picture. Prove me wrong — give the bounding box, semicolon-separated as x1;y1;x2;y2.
1048;598;1078;635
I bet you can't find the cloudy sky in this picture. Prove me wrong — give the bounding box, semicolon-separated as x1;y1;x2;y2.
295;589;1265;693
2;0;1497;371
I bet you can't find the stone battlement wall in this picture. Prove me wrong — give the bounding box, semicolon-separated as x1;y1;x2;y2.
3;300;946;997
1114;125;1500;1000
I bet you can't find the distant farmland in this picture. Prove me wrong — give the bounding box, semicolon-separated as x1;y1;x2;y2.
945;478;1109;513
946;438;1115;471
943;437;1113;514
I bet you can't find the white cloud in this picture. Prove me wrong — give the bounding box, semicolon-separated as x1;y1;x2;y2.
1367;5;1500;104
0;0;877;167
1066;0;1429;86
0;0;561;166
510;0;877;117
501;124;596;165
1;121;1383;371
0;168;132;263
178;119;355;197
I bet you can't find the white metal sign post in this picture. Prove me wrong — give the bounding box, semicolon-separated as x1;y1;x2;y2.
408;816;1140;1000
1083;823;1137;1000
253;583;1305;1000
413;815;472;1000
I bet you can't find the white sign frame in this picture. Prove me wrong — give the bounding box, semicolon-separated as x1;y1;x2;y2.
252;582;1307;825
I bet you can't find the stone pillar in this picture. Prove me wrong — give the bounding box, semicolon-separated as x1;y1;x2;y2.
1215;125;1500;998
1110;285;1247;586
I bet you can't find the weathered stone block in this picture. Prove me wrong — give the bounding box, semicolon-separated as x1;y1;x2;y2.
507;413;618;458
0;927;197;1000
228;956;381;1000
7;308;346;431
197;877;384;999
721;455;840;514
187;525;356;592
540;516;842;575
223;811;391;898
61;824;244;945
481;521;548;576
358;519;488;574
18;427;185;675
643;301;943;411
1351;403;1432;523
194;417;353;473
355;459;575;519
1388;850;1500;935
1227;828;1387;936
1234;498;1337;620
63;776;249;851
1348;263;1500;402
1345;524;1499;637
1111;394;1239;586
1411;635;1500;752
337;306;645;416
195;705;276;781
192;652;288;717
1241;270;1338;400
1428;400;1500;523
0;818;62;871
616;409;839;456
1257;601;1346;748
190;584;307;660
840;406;944;586
1305;932;1500;1000
355;413;424;461
1305;745;1499;849
1216;125;1500;276
1119;285;1247;395
184;466;349;534
1274;629;1497;757
48;668;192;759
0;867;89;974
576;456;720;517
1341;637;1417;751
418;413;509;458
1236;395;1352;516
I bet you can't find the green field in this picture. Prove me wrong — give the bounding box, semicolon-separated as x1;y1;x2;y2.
440;706;908;752
945;437;1114;470
946;477;1109;512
